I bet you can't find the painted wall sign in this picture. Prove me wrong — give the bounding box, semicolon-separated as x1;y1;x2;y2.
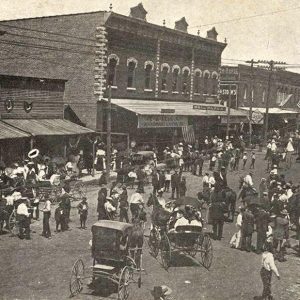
160;108;175;113
138;115;188;128
193;105;226;111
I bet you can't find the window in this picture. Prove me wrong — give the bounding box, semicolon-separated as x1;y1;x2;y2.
243;84;248;100
107;57;118;86
182;69;189;94
172;66;180;92
161;66;168;91
194;71;201;94
262;88;266;103
144;64;152;90
127;61;136;88
211;72;218;95
203;72;210;94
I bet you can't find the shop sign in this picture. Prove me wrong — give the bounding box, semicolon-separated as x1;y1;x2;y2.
138;115;188;128
220;115;247;124
251;109;264;124
193;104;226;111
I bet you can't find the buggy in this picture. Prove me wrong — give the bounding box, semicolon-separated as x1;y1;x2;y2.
148;196;213;270
69;220;142;299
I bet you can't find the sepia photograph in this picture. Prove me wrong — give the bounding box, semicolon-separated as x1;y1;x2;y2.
0;1;300;299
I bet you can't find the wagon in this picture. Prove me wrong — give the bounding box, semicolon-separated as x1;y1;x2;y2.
69;220;142;299
148;196;213;270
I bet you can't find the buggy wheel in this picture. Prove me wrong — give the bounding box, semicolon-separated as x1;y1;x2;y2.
118;266;130;300
160;234;171;270
188;240;199;258
148;228;160;258
201;234;213;269
8;210;18;236
69;259;85;297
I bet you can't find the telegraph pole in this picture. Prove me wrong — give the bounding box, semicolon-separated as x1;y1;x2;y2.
245;59;259;146
226;84;232;137
106;85;112;182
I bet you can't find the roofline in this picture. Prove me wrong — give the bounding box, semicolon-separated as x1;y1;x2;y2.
108;12;227;48
0;73;68;82
0;10;106;23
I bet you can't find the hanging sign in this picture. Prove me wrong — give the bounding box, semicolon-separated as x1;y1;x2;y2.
193;104;226;111
251;109;264;124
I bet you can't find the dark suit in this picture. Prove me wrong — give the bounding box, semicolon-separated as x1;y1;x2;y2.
241;210;255;251
171;173;180;199
255;209;269;252
214;172;227;192
210;191;226;240
152;173;159;195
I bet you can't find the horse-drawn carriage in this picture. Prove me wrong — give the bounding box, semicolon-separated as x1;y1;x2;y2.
148;196;213;270
69;220;143;300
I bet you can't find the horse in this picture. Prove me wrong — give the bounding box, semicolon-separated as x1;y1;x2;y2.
128;209;146;269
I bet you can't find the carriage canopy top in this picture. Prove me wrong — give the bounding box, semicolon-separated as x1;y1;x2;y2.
175;196;202;209
92;220;132;232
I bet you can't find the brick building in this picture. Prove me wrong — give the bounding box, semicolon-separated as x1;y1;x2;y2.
0;3;246;148
220;64;300;133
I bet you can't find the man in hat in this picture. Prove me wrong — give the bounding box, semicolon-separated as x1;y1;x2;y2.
104;196;116;219
41;194;51;238
119;185;129;223
241;207;255;252
170;169;180;199
152;170;160;196
151;285;172;300
255;207;270;254
16;198;31;240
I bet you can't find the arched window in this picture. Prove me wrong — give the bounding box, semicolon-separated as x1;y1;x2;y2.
182;67;190;94
107;57;118;86
144;62;153;90
211;72;218;95
127;61;136;88
203;72;210;94
194;69;202;94
161;66;169;91
172;66;180;92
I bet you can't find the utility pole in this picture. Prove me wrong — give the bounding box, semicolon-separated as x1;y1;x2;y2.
106;85;112;182
245;59;259;146
226;84;232;137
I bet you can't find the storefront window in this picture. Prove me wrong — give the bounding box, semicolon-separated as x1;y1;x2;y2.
211;73;218;95
127;61;136;88
194;71;201;94
262;88;266;103
243;84;248;100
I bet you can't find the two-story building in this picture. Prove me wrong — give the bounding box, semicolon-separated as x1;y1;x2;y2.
220;64;300;134
0;3;246;149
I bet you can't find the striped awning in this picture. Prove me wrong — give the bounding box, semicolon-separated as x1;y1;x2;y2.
0;121;30;140
2;119;94;136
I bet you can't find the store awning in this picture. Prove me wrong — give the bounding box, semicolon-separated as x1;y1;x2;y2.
2;119;94;136
0;121;30;140
239;107;298;115
104;98;248;117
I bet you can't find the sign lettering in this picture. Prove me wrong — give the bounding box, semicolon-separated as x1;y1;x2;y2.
138;115;188;128
193;105;226;111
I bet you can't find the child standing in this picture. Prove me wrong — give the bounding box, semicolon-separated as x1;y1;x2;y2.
250;152;256;169
242;152;248;170
77;197;88;229
260;242;280;300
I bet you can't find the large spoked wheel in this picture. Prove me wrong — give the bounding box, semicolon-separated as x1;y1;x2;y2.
201;234;213;269
148;228;160;258
69;259;85;297
8;210;18;236
188;239;199;258
160;234;171;270
118;266;130;300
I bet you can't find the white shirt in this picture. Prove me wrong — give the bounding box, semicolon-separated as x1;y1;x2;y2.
50;174;60;185
286;189;293;199
157;196;167;209
261;252;279;276
43;200;51;212
286;141;294;152
165;174;171;181
271;143;277;152
37;170;46;181
174;216;189;229
128;171;137;178
129;192;144;205
244;174;253;186
104;201;116;213
190;219;202;227
202;175;209;184
17;203;30;217
208;176;215;187
236;213;242;227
